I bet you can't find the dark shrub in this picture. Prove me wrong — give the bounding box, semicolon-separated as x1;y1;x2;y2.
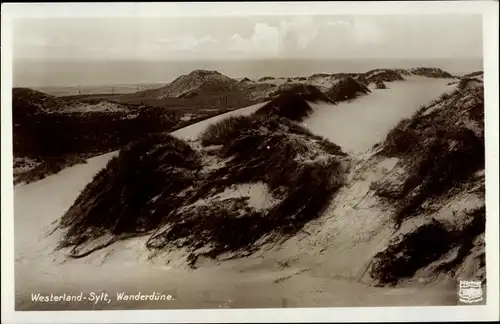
370;206;485;285
369;219;454;285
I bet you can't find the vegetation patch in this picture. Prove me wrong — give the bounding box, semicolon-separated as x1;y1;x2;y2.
369;206;485;285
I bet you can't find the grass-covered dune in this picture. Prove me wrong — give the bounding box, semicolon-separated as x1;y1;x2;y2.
56;108;349;266
368;84;485;285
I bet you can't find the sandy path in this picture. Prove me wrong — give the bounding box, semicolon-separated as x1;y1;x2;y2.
15;263;458;310
306;77;455;153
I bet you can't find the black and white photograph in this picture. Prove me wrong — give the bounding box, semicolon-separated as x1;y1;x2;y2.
1;2;499;323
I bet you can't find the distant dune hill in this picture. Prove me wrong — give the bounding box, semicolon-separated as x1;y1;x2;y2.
133;70;240;100
308;73;331;79
326;77;371;102
409;67;455;78
239;77;253;83
258;76;275;82
13;88;67;115
358;69;405;85
331;72;360;80
116;70;272;111
462;71;483;79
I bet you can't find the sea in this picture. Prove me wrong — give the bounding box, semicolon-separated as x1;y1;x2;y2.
13;58;483;95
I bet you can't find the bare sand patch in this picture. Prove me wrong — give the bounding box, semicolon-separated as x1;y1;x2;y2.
306;77;455;153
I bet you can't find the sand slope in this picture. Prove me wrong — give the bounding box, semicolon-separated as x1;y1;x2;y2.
305;77;455;153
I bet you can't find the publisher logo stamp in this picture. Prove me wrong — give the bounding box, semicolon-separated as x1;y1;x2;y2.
458;280;483;304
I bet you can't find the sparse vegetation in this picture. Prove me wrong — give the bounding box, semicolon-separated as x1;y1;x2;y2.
14;155;88;185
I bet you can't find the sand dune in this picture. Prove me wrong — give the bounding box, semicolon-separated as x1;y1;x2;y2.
14;75;465;309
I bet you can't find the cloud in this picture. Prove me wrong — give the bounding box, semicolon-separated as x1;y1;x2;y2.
326;18;385;46
349;18;385;45
199;35;218;44
280;16;319;49
326;20;350;27
229;22;281;55
157;35;219;51
229;17;321;56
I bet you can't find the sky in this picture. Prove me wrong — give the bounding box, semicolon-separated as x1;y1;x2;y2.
12;15;483;61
